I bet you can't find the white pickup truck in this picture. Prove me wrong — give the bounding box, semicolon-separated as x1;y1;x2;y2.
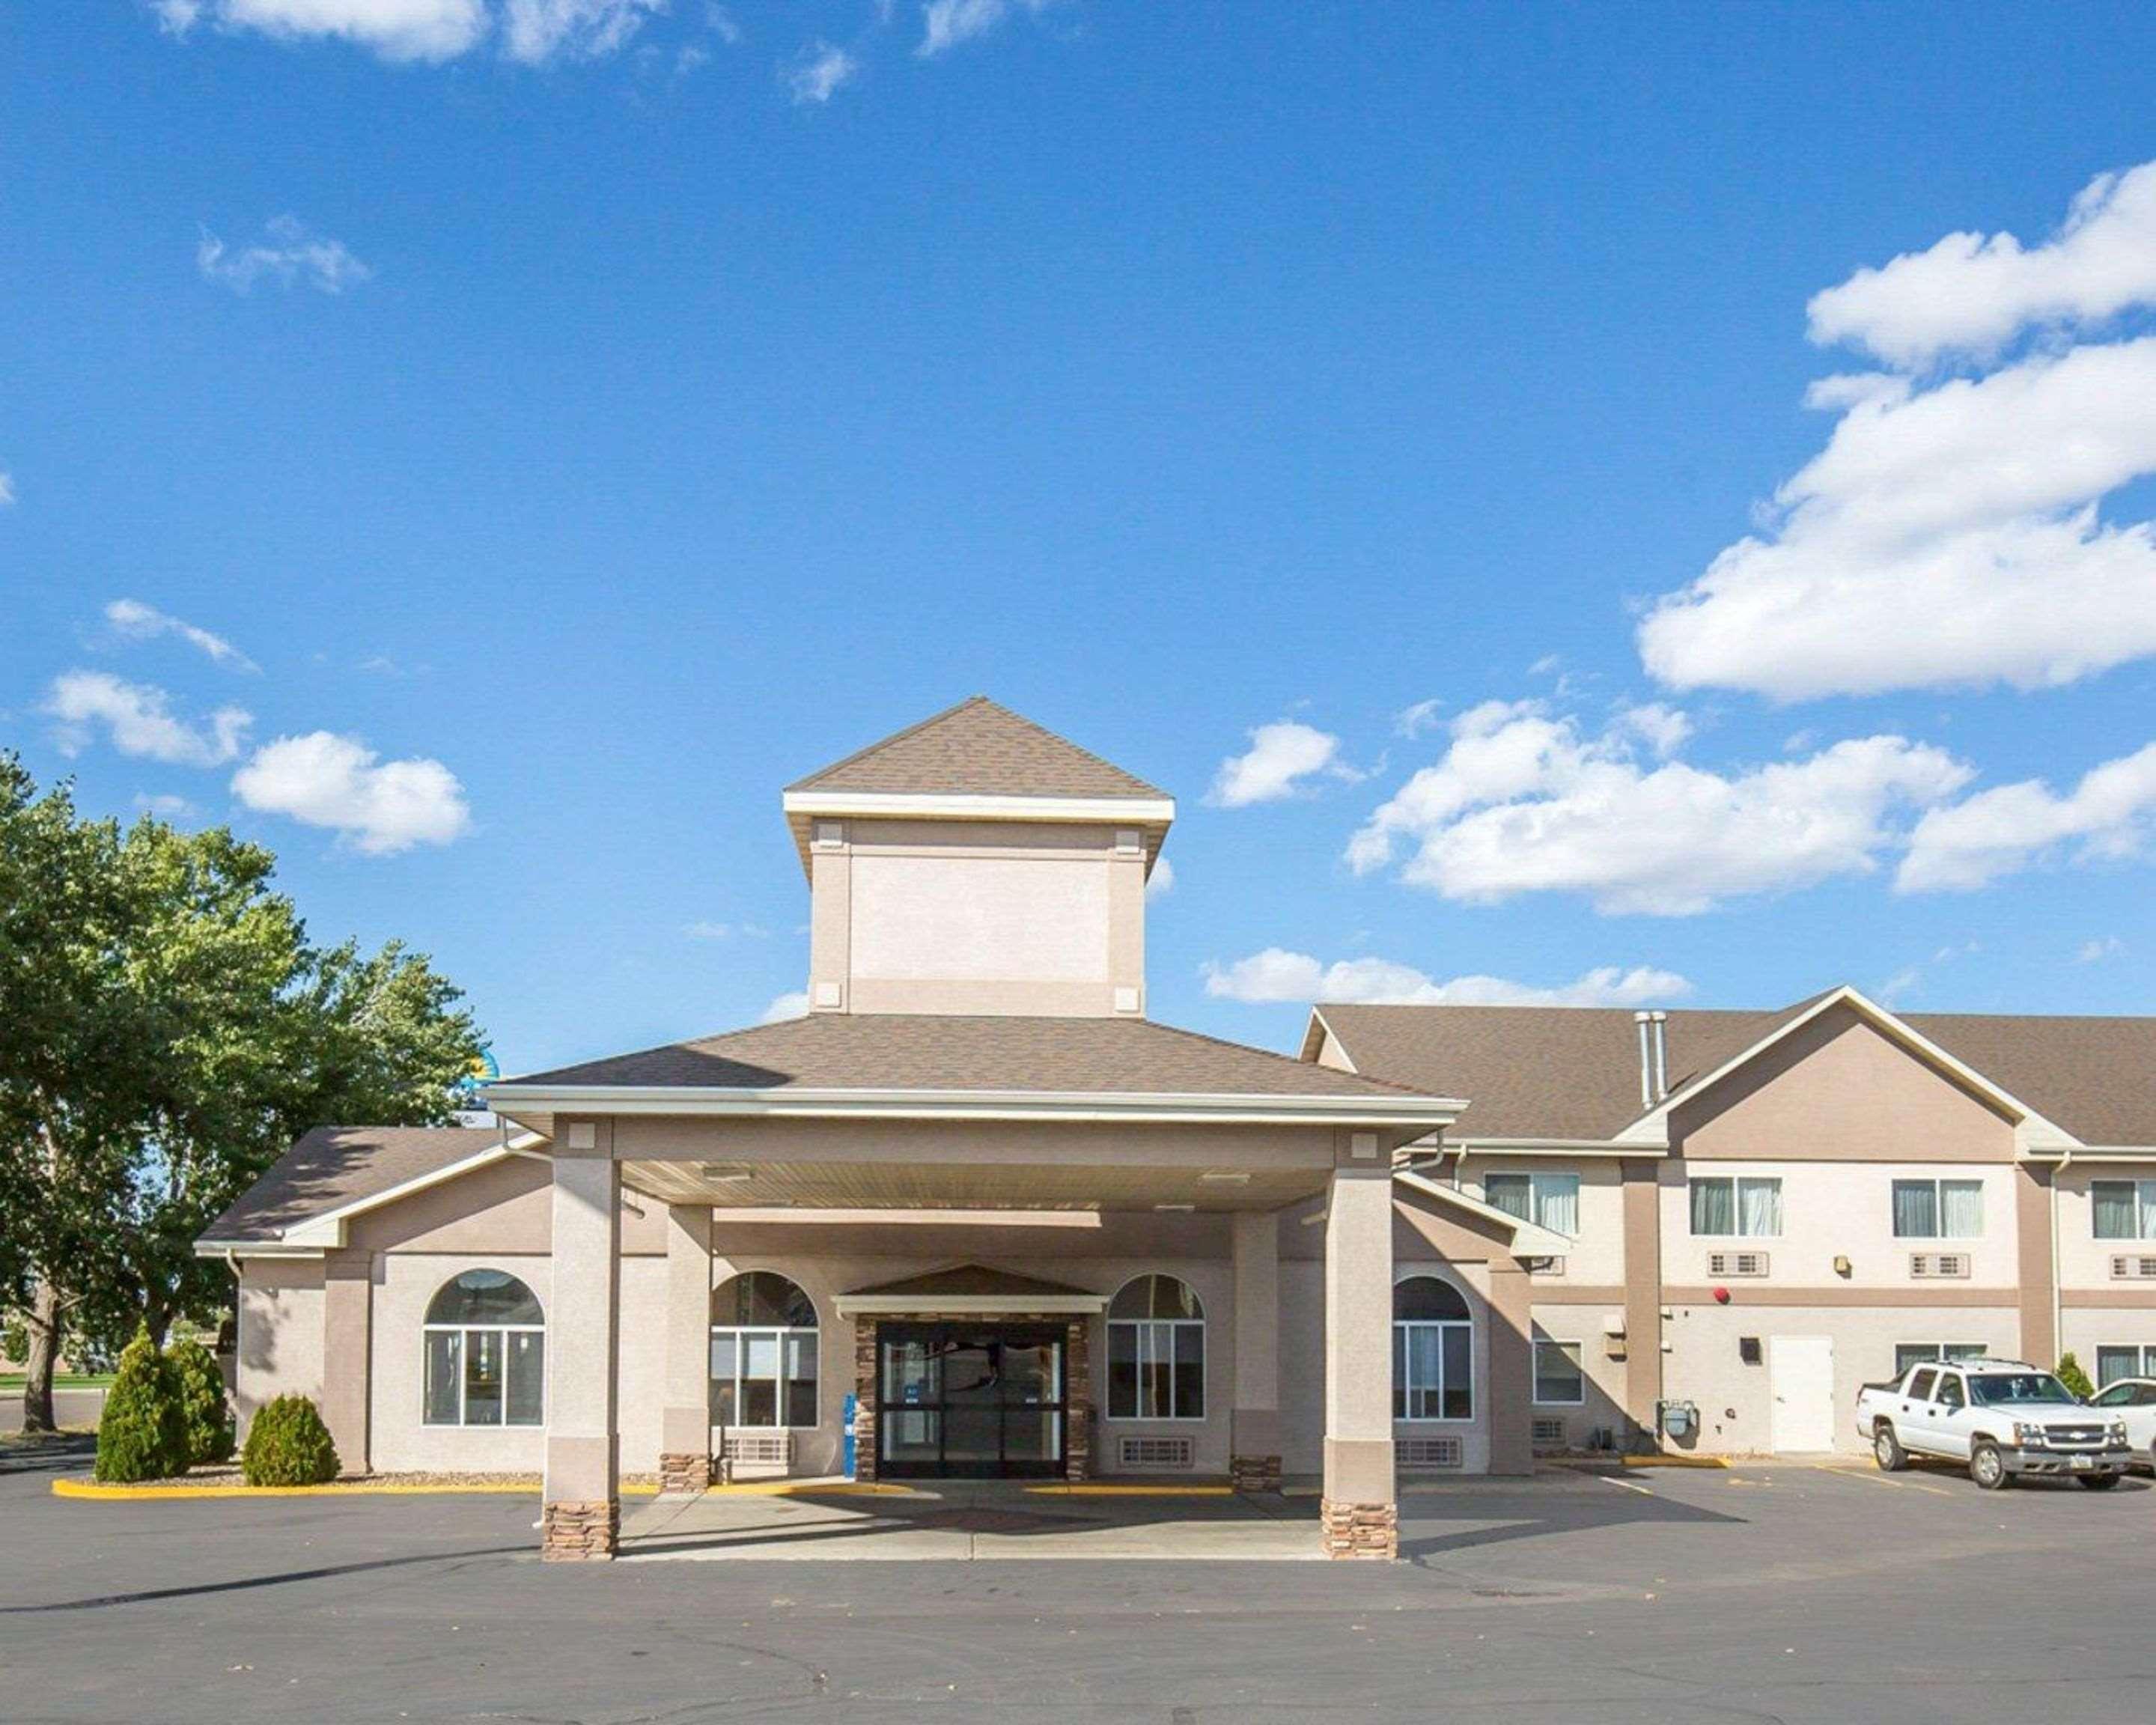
1854;1357;2134;1489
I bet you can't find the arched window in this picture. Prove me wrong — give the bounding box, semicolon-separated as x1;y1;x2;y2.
1393;1276;1472;1423
1107;1274;1205;1421
424;1270;544;1428
710;1272;818;1429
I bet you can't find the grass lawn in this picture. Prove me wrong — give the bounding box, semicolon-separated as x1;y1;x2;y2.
0;1374;114;1390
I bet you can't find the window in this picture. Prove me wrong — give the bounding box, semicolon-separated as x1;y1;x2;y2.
1688;1176;1782;1238
1532;1339;1585;1405
1894;1342;1985;1378
1905;1366;1938;1402
423;1270;545;1428
1393;1277;1473;1421
2093;1381;2156;1408
1107;1275;1205;1420
1967;1372;2074;1407
2096;1343;2156;1387
1891;1178;1984;1239
1484;1172;1580;1237
1936;1375;1965;1411
710;1272;818;1429
2092;1180;2156;1241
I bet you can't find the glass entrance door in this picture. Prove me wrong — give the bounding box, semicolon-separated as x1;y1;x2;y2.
876;1323;1067;1478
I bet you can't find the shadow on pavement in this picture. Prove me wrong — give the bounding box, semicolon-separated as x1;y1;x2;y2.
0;1542;534;1616
0;1432;97;1477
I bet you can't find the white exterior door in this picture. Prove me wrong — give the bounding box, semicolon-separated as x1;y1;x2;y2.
1769;1336;1836;1452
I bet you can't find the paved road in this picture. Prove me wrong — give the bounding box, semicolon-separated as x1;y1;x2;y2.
0;1389;105;1435
3;1459;2153;1723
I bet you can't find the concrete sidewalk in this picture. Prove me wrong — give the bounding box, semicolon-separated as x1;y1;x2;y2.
622;1479;1324;1561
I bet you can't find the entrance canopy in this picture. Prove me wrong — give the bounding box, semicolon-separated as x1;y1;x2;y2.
835;1264;1107;1318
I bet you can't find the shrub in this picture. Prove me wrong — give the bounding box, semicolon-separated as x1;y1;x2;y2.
93;1328;190;1483
168;1339;235;1466
2056;1352;2096;1402
241;1394;341;1486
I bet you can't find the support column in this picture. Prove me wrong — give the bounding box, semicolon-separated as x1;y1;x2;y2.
320;1249;371;1477
1065;1317;1091;1482
1486;1259;1535;1476
2015;1163;2057;1368
543;1131;620;1560
658;1203;713;1495
853;1321;879;1483
1230;1210;1282;1492
1322;1166;1396;1559
1620;1157;1663;1446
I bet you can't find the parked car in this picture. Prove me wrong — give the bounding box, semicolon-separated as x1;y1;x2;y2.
1854;1357;2134;1489
2086;1377;2156;1471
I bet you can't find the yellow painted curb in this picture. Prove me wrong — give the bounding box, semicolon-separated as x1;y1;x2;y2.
1024;1483;1234;1497
52;1477;663;1501
1621;1454;1730;1470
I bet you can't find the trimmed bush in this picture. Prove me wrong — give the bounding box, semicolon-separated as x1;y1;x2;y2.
241;1394;341;1486
168;1339;235;1466
93;1328;190;1483
2056;1352;2096;1402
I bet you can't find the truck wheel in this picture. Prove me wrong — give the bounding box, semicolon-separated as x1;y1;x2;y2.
1970;1441;2011;1491
2077;1472;2120;1491
1873;1424;1908;1472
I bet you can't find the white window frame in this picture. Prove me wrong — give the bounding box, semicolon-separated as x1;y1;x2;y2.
1531;1338;1586;1406
1483;1170;1582;1238
708;1324;820;1430
1393;1275;1474;1424
2095;1343;2156;1387
2091;1179;2156;1241
1890;1177;1985;1240
1687;1175;1783;1239
1106;1277;1207;1423
421;1318;546;1429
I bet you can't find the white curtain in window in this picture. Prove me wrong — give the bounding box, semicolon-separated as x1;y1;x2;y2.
1939;1181;1984;1238
2092;1182;2139;1239
1740;1178;1782;1238
1535;1175;1579;1237
1690;1179;1734;1235
1892;1181;1937;1238
1484;1175;1532;1223
2141;1181;2156;1241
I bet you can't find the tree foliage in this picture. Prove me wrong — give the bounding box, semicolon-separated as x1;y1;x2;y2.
93;1328;189;1483
168;1336;235;1466
0;755;482;1428
241;1393;341;1486
2056;1352;2096;1401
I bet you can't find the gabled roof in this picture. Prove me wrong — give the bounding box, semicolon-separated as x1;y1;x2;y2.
788;696;1167;800
198;1126;514;1249
1312;991;2156;1149
781;697;1173;876
497;1011;1447;1115
834;1262;1106;1315
844;1264;1093;1300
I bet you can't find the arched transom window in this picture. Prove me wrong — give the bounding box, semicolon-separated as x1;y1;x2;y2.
710;1272;818;1429
424;1270;545;1428
1107;1274;1205;1421
1393;1276;1472;1423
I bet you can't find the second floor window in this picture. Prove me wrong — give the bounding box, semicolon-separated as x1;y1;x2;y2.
1892;1178;1984;1239
2092;1180;2156;1241
1483;1172;1580;1236
1688;1175;1782;1238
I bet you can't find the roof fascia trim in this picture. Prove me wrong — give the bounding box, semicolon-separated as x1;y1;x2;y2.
833;1292;1109;1318
487;1085;1464;1128
1392;1167;1573;1259
782;791;1175;825
1299;1007;1354;1070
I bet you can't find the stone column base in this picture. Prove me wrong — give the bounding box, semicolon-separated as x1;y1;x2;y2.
541;1499;619;1561
1230;1453;1283;1493
657;1452;711;1495
1320;1497;1398;1561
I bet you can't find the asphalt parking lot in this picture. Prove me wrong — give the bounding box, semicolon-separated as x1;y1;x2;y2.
4;1446;2154;1724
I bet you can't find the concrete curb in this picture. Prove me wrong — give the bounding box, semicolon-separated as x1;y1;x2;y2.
52;1477;664;1502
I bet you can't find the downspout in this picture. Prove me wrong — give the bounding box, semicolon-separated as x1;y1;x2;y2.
2050;1146;2072;1368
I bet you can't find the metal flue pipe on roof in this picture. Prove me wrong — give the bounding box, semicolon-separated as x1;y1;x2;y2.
1633;1011;1654;1109
1633;1009;1670;1106
1651;1011;1669;1101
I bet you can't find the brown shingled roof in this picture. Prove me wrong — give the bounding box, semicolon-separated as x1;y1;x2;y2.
788;696;1167;800
507;1011;1429;1099
201;1125;505;1245
1316;997;2156;1146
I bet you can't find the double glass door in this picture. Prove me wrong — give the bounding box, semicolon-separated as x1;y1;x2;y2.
877;1323;1067;1478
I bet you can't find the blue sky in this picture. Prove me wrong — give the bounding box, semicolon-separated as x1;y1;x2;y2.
4;1;2155;1074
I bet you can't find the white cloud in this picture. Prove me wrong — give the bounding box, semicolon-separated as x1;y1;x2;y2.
685;920;734;940
168;0;489;61
2077;937;2126;964
1393;699;1443;739
44;672;252;767
0;470;13;506
133;792;198;818
1208;721;1353;807
704;3;739;44
104;598;258;671
1145;855;1175;899
788;40;858;103
1348;700;1971;915
918;0;1053;58
1641;165;2156;701
1806;163;2156;369
502;0;662;63
1615;702;1693;757
198;216;371;295
761;990;811;1023
1202;948;1691;1009
1897;741;2156;892
231;731;471;854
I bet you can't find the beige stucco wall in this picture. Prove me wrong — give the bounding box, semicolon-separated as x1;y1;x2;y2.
1660;1300;2021;1455
1526;1300;1630;1448
2053;1160;2156;1288
806;818;1147;1017
235;1259;325;1426
1458;1157;1626;1283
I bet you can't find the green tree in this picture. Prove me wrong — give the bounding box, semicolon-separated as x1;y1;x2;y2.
2056;1352;2096;1401
168;1336;235;1465
1;755;481;1433
92;1328;189;1483
240;1393;341;1486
